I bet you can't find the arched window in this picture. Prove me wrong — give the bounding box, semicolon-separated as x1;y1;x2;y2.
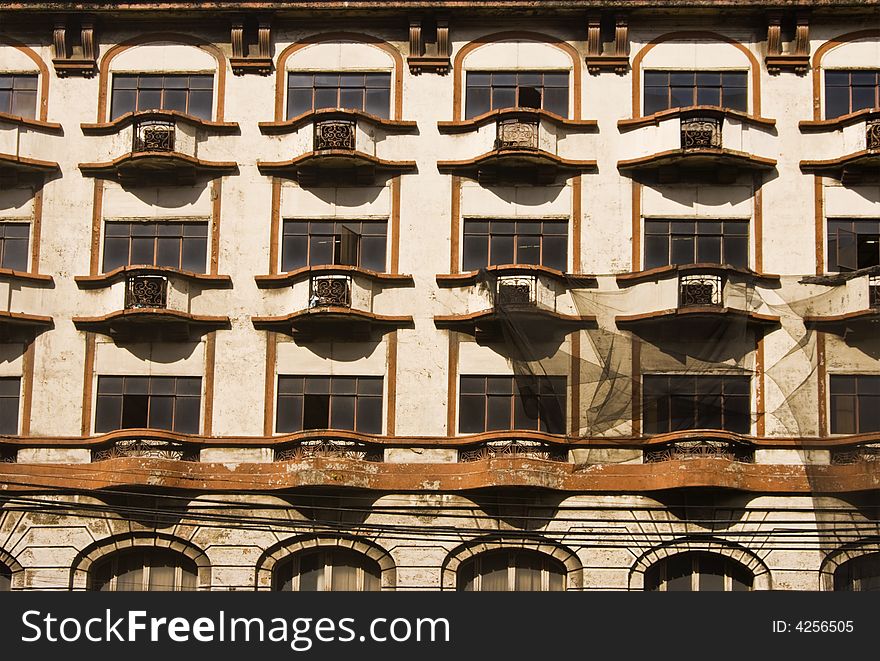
273;548;381;591
89;548;198;591
457;550;566;591
645;552;752;591
834;553;880;591
0;562;11;591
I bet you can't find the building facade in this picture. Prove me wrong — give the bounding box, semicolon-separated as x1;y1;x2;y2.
0;0;879;591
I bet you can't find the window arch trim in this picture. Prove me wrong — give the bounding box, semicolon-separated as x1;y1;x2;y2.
820;539;880;591
0;548;23;590
810;30;880;121
0;36;50;122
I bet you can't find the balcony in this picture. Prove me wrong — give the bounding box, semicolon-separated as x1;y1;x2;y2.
437;109;598;185
831;442;880;466
274;438;383;463
644;438;755;464
617;107;777;182
73;271;229;342
252;270;413;342
257;109;418;186
799;110;880;184
0;269;54;341
0;113;62;182
802;270;880;337
458;439;567;463
615;265;780;336
79;111;238;185
92;438;199;462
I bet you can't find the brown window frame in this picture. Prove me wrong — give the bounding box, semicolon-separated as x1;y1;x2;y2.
281;219;388;273
94;375;202;434
462;219;568;272
465;70;570;119
645;552;753;592
827;219;880;272
110;73;214;121
643;219;750;270
273;549;381;592
824;70;880;120
0;222;29;273
88;549;198;592
458;550;566;592
0;376;20;436
0;73;38;119
830;374;880;435
642;70;748;115
642;374;751;435
276;376;384;435
102;221;209;274
458;375;566;435
286;72;392;120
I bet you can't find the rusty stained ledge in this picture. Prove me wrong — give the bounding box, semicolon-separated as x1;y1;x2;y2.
434;307;596;342
78;152;238;182
0;112;63;133
259;108;417;135
0;268;54;287
437;150;597;180
256;264;414;289
799;108;880;133
799;150;880;180
618;148;777;174
803;309;880;335
437;264;597;288
618;106;776;132
75;265;232;289
616;263;781;287
257;151;417;181
616;306;780;331
2;457;880;495
81;109;239;135
0;310;54;340
252;307;414;340
438;107;598;134
0;152;60;178
73;308;230;342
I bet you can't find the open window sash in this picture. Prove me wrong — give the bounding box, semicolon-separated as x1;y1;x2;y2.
836;228;858;272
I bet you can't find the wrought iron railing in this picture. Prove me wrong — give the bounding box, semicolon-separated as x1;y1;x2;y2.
679;273;723;307
644;440;754;463
831;443;880;465
0;448;15;463
91;439;199;462
495;117;539;150
494;274;538;307
867;119;880;151
309;274;352;308
125;275;168;309
274;439;382;462
459;439;568;462
870;275;880;308
681;116;722;150
314;118;356;151
132;119;176;152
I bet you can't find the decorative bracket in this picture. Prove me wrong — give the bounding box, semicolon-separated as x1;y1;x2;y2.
585;13;629;75
407;16;450;75
765;11;810;75
52;15;97;77
231;17;273;75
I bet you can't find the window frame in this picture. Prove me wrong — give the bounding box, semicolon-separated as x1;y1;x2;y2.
457;550;567;592
461;218;569;272
642;373;752;435
0;72;38;119
826;219;880;273
94;375;202;434
273;548;381;592
464;70;571;119
645;552;753;592
280;219;389;273
823;69;880;120
285;71;393;120
642;69;749;116
829;374;880;435
275;375;384;435
0;376;21;436
833;553;880;592
643;218;750;270
101;220;210;274
109;73;215;121
88;548;198;592
458;375;567;435
0;562;11;591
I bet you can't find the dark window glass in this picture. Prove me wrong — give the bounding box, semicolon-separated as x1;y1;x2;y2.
462;219;568;272
110;74;214;120
0;562;10;591
465;71;570;119
102;222;209;273
0;223;29;271
643;374;751;434
89;549;197;592
281;220;387;272
0;74;37;119
95;376;201;433
458;375;566;434
827;219;880;272
824;70;880;119
830;375;880;435
274;549;381;592
643;70;748;115
276;376;383;434
458;550;566;592
645;552;753;592
0;377;20;435
834;553;880;592
286;72;392;119
644;219;749;270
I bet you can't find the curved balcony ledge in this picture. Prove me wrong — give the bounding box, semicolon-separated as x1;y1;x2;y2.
618;148;776;176
436;264;597;288
0;152;60;178
799;108;880;133
438;150;597;184
616;306;780;332
73;309;229;342
81;110;239;135
257;151;416;186
803;309;880;335
75;266;232;290
616;263;780;288
799;150;879;182
0;268;54;287
0;310;53;341
252;307;414;341
618;106;776;133
438;108;598;134
259;109;417;135
255;265;414;289
79;152;238;184
435;308;595;342
0;112;63;134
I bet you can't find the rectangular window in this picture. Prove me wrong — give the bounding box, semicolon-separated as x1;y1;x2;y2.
825;70;880;120
286;73;392;120
276;376;383;434
830;375;880;435
643;71;748;116
102;221;209;273
827;219;880;272
110;74;214;121
0;223;29;272
281;220;387;272
458;375;566;434
643;374;750;435
462;219;568;272
465;71;569;119
0;377;20;435
94;376;201;434
644;220;749;270
0;74;38;119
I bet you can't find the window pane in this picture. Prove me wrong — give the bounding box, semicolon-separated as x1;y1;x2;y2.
163;89;187;113
355;396;382;434
188;90;213;120
148;396;174;430
644;234;669;269
542;235;567;271
276;395;303;433
137;89;162;111
130;237;155;265
492;87;516;110
12;90;36;119
696;235;722;264
303;394;330;429
670;236;695;265
181;237;207;273
282;234;309;271
111;89;137;120
490;235;515;265
543;86;568;117
365;89;390;118
121;394;149;428
643;87;668;115
465;86;490;119
173;396;201;433
724;86;748;112
288;88;313;118
459;394;486;433
670;86;693;108
360;236;386;271
852;86;876;113
339;88;364;111
696;86;721;107
314;88;337;110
